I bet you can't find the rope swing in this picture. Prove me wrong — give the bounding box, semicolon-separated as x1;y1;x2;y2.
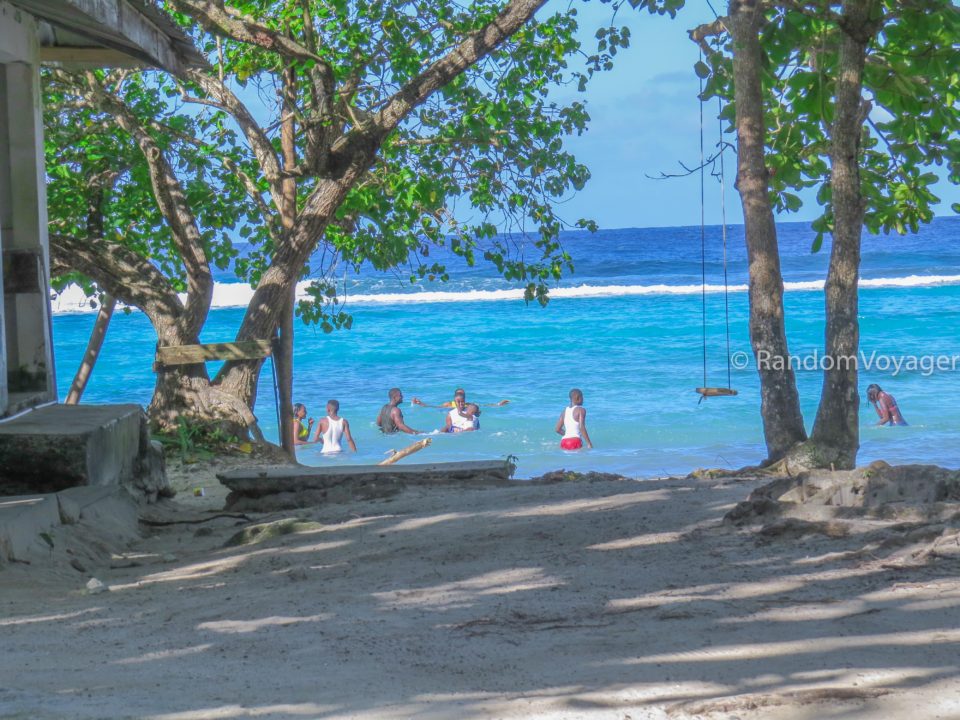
695;50;738;402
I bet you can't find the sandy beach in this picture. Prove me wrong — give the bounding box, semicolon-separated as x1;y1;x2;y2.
2;460;959;720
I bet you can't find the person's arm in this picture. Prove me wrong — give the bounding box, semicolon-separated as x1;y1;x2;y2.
391;407;419;434
555;410;565;436
412;398;454;409
481;399;510;407
311;418;326;443
443;412;453;433
376;409;383;428
343;419;357;452
578;407;593;449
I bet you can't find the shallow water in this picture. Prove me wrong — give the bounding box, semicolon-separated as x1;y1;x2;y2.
52;217;960;477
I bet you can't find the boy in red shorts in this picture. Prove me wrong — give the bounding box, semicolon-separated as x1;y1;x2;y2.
556;388;593;450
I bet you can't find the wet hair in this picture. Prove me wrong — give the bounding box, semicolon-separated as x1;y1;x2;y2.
454;388;466;399
569;388;583;404
465;403;479;415
389;387;402;401
293;403;305;414
327;399;340;412
866;384;882;401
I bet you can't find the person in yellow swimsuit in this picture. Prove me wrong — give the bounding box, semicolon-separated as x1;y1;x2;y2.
292;403;314;445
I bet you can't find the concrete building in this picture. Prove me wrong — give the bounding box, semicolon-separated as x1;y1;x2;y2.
0;1;202;497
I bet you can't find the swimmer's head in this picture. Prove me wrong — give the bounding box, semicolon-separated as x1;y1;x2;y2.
327;399;340;415
569;388;584;405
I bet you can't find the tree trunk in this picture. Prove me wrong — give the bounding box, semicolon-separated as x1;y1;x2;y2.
727;0;807;463
65;294;116;405
807;0;878;469
276;287;296;457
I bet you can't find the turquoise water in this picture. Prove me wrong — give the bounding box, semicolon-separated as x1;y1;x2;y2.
52;218;960;477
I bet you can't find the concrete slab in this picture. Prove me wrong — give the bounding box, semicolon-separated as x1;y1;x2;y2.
219;460;516;511
0;486;139;564
0;493;60;562
58;485;139;541
0;403;143;494
219;460;515;496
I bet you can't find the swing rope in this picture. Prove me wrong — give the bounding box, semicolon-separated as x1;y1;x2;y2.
718;93;732;390
698;49;708;392
696;48;737;400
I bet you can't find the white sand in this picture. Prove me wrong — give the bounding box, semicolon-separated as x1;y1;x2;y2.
1;466;958;720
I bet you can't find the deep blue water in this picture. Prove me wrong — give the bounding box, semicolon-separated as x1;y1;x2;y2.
52;217;960;477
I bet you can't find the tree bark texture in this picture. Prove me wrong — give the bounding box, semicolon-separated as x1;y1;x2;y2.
727;0;808;462
808;0;878;469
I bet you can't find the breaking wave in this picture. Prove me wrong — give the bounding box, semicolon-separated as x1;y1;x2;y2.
50;273;960;314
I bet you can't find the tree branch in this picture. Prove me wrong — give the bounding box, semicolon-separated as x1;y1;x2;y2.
81;72;212;338
167;0;324;63
50;232;184;329
369;0;548;139
179;69;286;208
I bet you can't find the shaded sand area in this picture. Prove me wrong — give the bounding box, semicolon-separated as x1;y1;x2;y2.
2;464;959;720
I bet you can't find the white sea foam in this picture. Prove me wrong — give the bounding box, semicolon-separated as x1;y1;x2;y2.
49;273;960;315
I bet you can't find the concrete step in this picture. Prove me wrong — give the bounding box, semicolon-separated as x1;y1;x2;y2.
0;486;138;564
0;403;144;494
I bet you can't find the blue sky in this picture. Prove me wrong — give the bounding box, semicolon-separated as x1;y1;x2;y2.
559;0;959;230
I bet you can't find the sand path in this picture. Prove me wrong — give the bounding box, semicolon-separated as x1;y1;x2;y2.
2;472;958;719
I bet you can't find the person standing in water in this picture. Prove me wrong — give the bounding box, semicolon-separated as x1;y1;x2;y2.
556;388;593;450
377;388;420;435
293;403;314;446
867;384;907;426
312;399;357;453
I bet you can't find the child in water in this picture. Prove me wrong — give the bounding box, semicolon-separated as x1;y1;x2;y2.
556;388;593;450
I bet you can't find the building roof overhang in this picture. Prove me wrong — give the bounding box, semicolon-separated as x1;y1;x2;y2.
9;0;205;73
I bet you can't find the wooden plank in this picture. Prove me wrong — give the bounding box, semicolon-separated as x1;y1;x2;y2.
696;387;739;397
155;340;272;367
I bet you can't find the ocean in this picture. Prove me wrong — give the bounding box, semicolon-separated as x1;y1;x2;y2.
51;216;960;477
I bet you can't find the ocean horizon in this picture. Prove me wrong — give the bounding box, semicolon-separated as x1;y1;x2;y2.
52;216;960;477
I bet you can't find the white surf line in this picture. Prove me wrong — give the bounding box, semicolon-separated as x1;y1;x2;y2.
50;274;960;314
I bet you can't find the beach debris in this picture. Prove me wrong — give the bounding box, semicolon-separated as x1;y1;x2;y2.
223;518;324;548
161;553;178;563
69;558;87;573
85;578;108;595
530;470;632;484
379;438;432;466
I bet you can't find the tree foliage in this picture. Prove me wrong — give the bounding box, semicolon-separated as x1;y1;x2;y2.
691;0;959;248
44;0;627;431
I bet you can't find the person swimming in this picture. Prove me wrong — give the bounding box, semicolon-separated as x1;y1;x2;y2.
412;387;509;413
867;384;907;426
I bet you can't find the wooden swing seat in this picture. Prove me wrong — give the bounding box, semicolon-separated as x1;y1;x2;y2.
696;387;738;397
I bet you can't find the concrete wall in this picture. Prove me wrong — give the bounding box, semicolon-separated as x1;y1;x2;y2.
0;2;57;416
